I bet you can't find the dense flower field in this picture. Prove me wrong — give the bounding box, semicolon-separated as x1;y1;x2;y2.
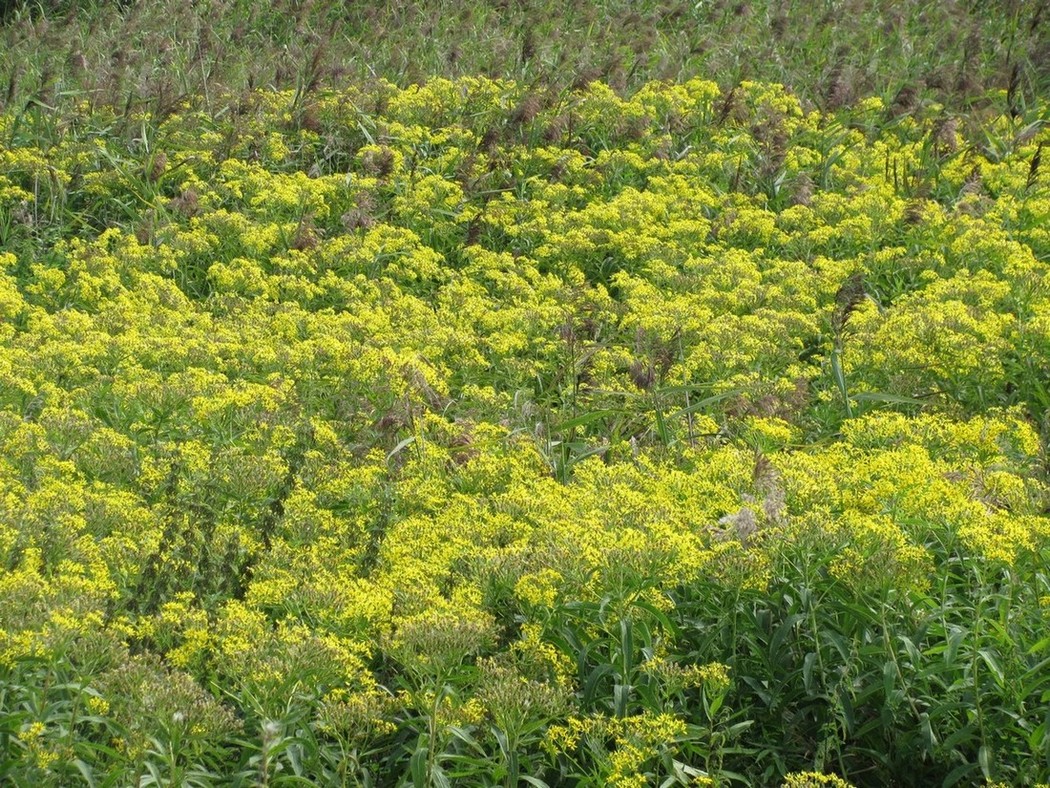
1;78;1049;785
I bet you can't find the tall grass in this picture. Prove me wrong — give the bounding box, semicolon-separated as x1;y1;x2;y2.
1;0;1048;124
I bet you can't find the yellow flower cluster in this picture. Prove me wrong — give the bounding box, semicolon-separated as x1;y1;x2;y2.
0;75;1047;783
545;711;690;785
782;772;856;788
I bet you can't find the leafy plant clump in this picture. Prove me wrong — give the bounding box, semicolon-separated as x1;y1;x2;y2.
0;75;1049;785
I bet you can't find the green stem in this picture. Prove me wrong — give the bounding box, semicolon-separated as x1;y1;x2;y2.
427;684;443;784
831;344;852;419
505;733;519;788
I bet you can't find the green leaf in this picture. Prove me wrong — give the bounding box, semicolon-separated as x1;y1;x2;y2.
410;743;428;788
1026;636;1050;656
770;613;806;656
941;722;979;751
620;618;634;674
631;598;679;638
978;744;993;781
943;760;979;787
386;435;417;464
447;726;485;756
883;660;896;705
706;685;725;718
727;720;755;737
920;712;938;750
614;683;632;717
851;391;931;406
977;648;1005;689
802;652;818;694
668;388;743;420
552;409;621;433
836;685;856;734
72;759;97;787
432;763;451;788
1028;720;1047;751
898;634;921;668
582;663;615;706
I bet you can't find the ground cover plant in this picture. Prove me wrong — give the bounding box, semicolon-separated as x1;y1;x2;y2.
1;2;1050;787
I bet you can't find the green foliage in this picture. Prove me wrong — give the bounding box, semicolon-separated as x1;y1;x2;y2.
1;0;1048;121
0;73;1048;785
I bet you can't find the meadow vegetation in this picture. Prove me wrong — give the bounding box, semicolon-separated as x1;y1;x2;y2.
1;2;1049;786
